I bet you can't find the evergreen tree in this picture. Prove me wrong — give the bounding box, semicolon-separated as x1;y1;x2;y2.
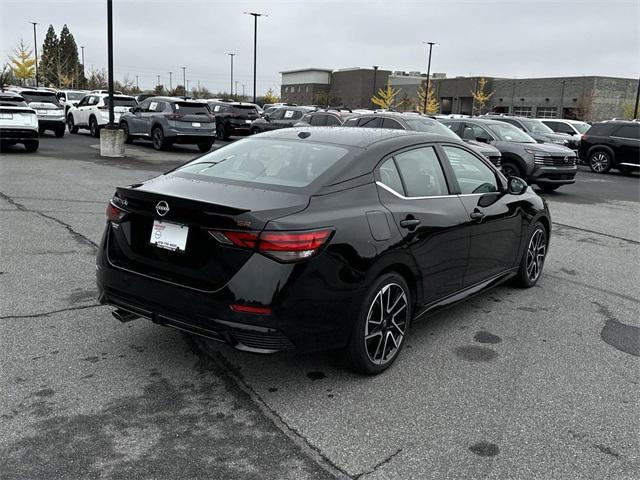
39;25;59;87
58;24;79;87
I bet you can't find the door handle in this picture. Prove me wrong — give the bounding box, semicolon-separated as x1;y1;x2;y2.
470;210;485;221
400;218;421;229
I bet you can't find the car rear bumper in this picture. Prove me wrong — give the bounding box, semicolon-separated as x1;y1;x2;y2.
38;118;65;127
166;131;216;144
531;165;577;185
0;128;39;141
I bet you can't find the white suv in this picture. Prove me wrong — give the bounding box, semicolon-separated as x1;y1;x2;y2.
66;93;137;137
0;91;39;151
56;90;88;115
18;89;66;137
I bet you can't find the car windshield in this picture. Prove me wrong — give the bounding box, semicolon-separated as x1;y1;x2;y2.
172;102;209;115
405;118;460;139
519;119;555;134
572;122;590;134
104;97;137;108
20;91;59;104
176;138;349;188
487;123;536;143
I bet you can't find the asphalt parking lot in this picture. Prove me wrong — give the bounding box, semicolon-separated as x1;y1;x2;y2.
1;132;638;480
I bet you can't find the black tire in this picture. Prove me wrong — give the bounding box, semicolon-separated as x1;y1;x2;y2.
251;127;260;136
216;124;226;141
24;140;39;152
38;127;46;135
539;184;560;192
501;161;523;179
152;126;168;151
54;126;65;138
89;116;100;138
197;141;214;152
588;150;612;173
346;272;412;375
121;122;133;144
67;114;79;134
513;222;547;288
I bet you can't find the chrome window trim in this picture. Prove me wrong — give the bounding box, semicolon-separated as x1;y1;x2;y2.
376;181;460;200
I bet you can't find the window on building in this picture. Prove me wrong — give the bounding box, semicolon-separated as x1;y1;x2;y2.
512;106;533;117
305;85;310;93
536;107;557;119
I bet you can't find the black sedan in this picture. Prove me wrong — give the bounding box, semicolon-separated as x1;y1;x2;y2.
97;127;551;374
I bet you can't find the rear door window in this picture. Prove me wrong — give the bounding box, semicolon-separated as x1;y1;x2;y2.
378;158;405;194
382;118;404;129
393;146;449;197
613;124;640;140
310;114;327;126
326;115;341;126
358;117;382;128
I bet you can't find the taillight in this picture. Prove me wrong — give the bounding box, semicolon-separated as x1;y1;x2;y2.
209;228;333;262
581;134;588;141
230;304;272;315
106;200;127;222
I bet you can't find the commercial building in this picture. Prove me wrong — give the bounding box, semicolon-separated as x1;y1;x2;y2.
280;67;637;121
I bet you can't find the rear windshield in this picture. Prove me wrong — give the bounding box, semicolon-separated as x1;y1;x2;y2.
20;91;59;104
66;92;85;101
232;105;258;115
172;102;209;115
176;138;349;188
104;97;137;108
0;96;27;107
405;118;460;139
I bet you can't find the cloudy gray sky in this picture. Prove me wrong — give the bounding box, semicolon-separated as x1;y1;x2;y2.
1;0;638;94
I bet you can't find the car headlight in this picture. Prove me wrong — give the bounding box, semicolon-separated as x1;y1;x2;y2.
551;138;567;145
525;148;551;165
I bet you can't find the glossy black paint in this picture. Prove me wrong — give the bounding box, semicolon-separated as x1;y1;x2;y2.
97;127;550;354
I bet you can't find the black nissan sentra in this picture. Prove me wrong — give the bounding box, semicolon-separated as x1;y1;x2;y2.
97;127;550;374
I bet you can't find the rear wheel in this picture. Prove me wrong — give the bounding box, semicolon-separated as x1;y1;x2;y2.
513;222;547;288
588;150;612;173
197;141;214;152
38;127;46;135
501;161;523;179
54;125;65;138
67;114;79;134
89;116;100;138
346;273;411;375
152;126;168;151
216;124;227;141
121;122;133;144
24;140;39;152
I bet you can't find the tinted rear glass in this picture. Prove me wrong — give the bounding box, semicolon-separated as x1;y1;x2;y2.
20;91;58;104
0;96;27;107
177;138;349;188
586;123;614;136
104;97;137;108
232;105;258;115
172;102;209;115
405;118;459;139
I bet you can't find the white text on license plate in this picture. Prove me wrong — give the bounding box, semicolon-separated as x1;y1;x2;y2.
150;220;188;252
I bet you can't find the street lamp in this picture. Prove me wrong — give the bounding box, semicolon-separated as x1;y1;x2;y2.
634;74;640;120
30;22;38;87
181;66;186;98
168;71;173;91
228;53;237;98
244;12;267;103
371;65;379;109
80;46;85;88
422;41;438;114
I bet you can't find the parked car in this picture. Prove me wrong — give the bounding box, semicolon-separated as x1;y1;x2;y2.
119;97;215;151
539;118;590;151
440;118;577;191
262;102;297;111
89;89;123;95
295;108;356;127
0;91;39;151
342;112;502;167
135;92;158;103
97;127;550;374
66;93;138;137
19;89;66;137
489;115;571;147
205;101;260;140
56;90;88;115
250;106;315;134
578;120;639;174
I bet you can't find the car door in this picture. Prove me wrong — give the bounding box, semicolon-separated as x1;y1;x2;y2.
128;99;149;134
279;109;303;128
75;96;92;125
611;124;640;164
375;144;471;304
264;108;285;130
439;144;522;286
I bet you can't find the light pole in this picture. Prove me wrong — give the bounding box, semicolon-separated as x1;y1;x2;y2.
181;66;186;98
107;0;115;127
227;53;237;98
371;65;379;109
422;41;437;114
135;75;139;91
168;71;173;91
157;74;160;87
242;84;246;101
634;74;640;120
30;22;38;87
244;12;267;103
80;46;85;88
235;80;239;100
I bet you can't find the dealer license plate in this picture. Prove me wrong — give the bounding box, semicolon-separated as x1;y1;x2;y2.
192;122;201;127
150;220;188;252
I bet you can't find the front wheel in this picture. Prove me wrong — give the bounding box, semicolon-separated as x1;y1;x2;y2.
589;150;612;173
67;115;79;134
152;127;168;151
501;162;523;179
346;273;412;375
513;222;547;288
216;124;226;141
538;184;560;193
89;117;100;138
24;140;39;152
54;126;65;138
197;141;214;152
121;122;133;144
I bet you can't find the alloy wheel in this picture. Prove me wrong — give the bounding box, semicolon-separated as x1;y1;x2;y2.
364;283;408;365
590;152;609;173
153;129;163;149
501;164;519;178
525;228;546;282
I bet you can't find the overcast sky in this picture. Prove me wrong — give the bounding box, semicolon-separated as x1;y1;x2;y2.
1;0;638;94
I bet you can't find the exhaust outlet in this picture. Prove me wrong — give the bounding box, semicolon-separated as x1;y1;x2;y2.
112;308;140;323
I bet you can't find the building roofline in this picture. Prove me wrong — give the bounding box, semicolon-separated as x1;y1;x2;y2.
279;68;333;74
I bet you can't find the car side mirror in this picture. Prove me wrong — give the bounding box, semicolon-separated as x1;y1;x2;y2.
476;136;489;143
507;176;527;195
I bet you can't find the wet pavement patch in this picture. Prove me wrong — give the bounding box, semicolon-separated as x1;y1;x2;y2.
268;387;278;393
32;388;54;398
306;371;326;381
601;319;639;356
473;331;502;344
82;356;100;363
454;345;498;362
469;441;499;457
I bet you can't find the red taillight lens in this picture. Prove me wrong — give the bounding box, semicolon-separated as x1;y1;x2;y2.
581;134;588;141
106;201;126;222
230;304;272;315
221;231;260;248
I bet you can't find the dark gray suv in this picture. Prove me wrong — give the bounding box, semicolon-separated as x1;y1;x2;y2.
487;115;571;147
441;118;577;192
119;97;216;151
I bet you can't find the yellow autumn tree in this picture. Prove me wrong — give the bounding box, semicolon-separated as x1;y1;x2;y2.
471;77;494;116
8;40;36;85
371;80;401;110
263;87;280;103
416;83;439;114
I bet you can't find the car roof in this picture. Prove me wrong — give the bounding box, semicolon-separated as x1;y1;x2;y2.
442;117;509;127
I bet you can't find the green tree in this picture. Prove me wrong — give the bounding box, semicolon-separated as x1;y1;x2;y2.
8;40;36;85
416;83;439;114
39;25;59;86
471;77;494;116
153;84;165;95
58;24;80;87
263;87;280;103
86;69;107;90
371;80;401;110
